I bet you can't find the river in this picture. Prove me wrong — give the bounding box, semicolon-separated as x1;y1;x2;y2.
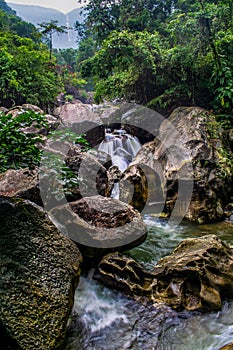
63;218;233;350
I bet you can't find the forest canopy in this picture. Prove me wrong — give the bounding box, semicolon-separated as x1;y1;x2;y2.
0;0;232;121
78;0;233;118
0;0;60;108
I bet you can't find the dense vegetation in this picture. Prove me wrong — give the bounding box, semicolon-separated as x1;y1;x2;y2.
0;0;60;108
76;0;233;119
0;0;232;118
0;110;47;171
0;0;90;182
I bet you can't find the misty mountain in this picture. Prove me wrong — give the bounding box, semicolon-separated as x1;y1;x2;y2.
6;3;84;49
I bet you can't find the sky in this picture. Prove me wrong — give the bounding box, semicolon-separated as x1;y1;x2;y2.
7;0;83;13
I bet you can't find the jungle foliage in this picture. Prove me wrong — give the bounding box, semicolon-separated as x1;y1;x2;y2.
0;2;60;109
78;0;233;118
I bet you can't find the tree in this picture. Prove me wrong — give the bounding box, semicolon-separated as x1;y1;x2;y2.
0;32;60;108
0;9;37;40
78;0;232;119
38;20;67;59
81;30;160;103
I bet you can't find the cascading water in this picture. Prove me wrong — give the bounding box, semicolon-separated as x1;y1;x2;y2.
98;129;141;198
62;128;233;350
63;220;233;350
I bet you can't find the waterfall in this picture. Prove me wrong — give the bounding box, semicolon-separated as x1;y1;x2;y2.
98;129;141;198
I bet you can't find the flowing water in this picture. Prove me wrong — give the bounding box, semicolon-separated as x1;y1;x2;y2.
98;129;141;199
63;130;233;350
63;219;233;350
98;129;141;172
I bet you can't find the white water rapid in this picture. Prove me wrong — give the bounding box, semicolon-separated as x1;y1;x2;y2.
98;129;141;198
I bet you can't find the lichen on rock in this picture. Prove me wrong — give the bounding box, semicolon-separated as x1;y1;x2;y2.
0;197;82;350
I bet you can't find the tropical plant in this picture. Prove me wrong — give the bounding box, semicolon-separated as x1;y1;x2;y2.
0;110;48;172
0;32;60;108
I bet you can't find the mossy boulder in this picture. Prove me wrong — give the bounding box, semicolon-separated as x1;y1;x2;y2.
0;197;82;350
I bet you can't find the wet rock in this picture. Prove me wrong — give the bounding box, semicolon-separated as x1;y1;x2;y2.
95;235;233;312
0;197;82;350
121;107;233;223
50;195;147;263
54;101;105;147
65;148;110;199
102;103;160;144
0;168;42;206
64;292;180;350
107;165;123;194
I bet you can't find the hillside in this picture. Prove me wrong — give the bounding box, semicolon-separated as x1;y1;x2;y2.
7;3;83;48
0;0;15;14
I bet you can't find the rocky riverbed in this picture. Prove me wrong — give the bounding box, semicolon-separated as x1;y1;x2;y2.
0;101;232;349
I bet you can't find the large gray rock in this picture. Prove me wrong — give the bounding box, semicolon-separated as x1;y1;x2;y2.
50;195;147;263
95;235;233;312
54;101;105;147
0;197;82;350
0;168;42;206
120;107;233;223
102;103;161;144
65;148;110;199
6;105;58;135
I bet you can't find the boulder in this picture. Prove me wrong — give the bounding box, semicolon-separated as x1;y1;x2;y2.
19;114;59;135
102;103;160;144
6;105;59;135
0;197;82;350
54;101;105;147
121;107;233;223
65;148;110;199
0;168;42;206
7;104;44;116
50;195;147;263
95;235;233;312
7;147;110;209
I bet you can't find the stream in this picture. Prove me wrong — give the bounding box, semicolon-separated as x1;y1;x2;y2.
63;129;233;350
63;219;233;350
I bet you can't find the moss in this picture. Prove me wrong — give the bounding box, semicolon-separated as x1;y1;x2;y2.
206;115;233;179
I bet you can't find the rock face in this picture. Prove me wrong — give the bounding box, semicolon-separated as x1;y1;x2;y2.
65;148;110;199
50;195;147;263
0;197;82;350
0;168;42;206
102;103;160;144
54;101;105;147
0;150;110;210
121;107;233;223
95;235;233;312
